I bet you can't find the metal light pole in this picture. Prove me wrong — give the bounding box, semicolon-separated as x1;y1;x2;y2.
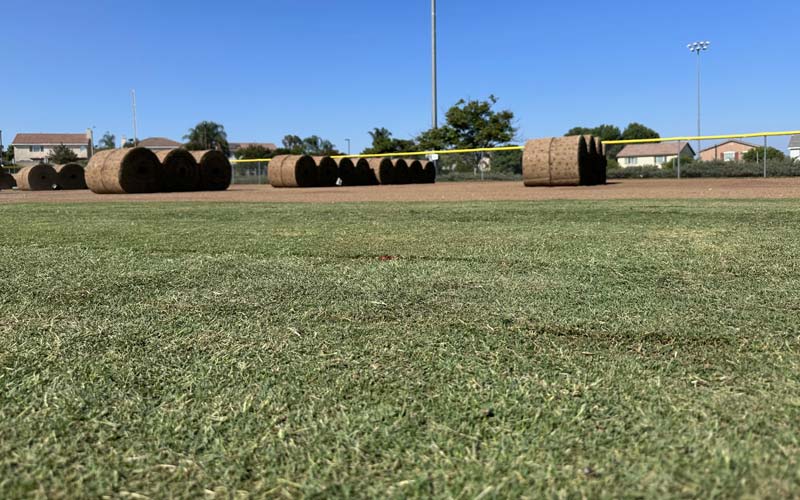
431;0;438;130
131;89;138;144
687;41;710;157
345;138;351;155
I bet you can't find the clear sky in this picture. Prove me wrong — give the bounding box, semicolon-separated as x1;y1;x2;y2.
2;0;798;152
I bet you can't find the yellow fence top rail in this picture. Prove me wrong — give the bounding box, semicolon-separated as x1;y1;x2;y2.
604;130;800;145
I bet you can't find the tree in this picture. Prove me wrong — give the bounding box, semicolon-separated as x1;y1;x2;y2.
436;95;516;149
362;128;417;154
235;144;275;160
97;132;116;150
2;145;14;164
275;134;340;155
47;144;79;164
122;139;138;148
184;121;230;155
622;122;660;141
281;135;304;153
743;146;785;162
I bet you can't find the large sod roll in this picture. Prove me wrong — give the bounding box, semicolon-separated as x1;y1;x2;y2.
268;155;317;188
157;149;199;192
0;171;17;189
597;139;607;185
85;148;161;194
14;164;57;191
367;158;395;185
549;135;588;186
191;150;232;191
421;160;436;183
335;157;358;186
313;156;339;187
391;158;411;184
522;137;554;186
53;163;87;190
352;158;375;185
583;135;598;186
406;159;424;183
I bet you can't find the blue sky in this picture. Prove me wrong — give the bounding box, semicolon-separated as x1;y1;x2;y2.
2;0;798;152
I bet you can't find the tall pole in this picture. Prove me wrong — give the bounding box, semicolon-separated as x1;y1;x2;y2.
131;89;138;144
345;138;351;155
696;50;701;156
764;136;768;178
431;0;438;130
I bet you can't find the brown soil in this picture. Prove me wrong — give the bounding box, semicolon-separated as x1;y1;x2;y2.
3;178;800;204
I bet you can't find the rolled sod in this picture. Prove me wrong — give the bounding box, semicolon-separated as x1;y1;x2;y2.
335;157;358;186
268;155;317;188
391;158;411;184
0;171;18;189
157;149;199;192
367;158;395;185
421;161;436;183
406;159;424;183
14;164;57;191
86;148;161;194
53;163;87;190
313;156;339;187
351;158;375;185
522;137;553;187
191;150;232;191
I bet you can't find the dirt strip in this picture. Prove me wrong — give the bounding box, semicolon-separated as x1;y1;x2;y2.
3;178;800;204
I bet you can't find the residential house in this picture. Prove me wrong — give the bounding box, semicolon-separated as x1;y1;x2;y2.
616;142;695;168
229;142;277;159
699;139;756;162
789;135;800;161
12;132;92;164
137;137;183;151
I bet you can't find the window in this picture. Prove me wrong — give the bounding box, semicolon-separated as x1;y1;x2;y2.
723;151;736;162
80;145;87;152
655;156;667;164
625;157;637;165
30;145;44;152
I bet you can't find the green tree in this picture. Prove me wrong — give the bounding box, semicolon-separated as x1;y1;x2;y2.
97;132;116;150
362;128;417;154
743;146;785;162
302;135;340;156
281;135;304;154
235;144;275;160
47;144;79;164
415;126;451;151
184;121;230;155
438;95;516;149
2;145;14;164
622;122;660;141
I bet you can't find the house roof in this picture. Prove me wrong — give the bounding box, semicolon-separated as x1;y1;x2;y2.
230;142;277;151
699;139;757;152
617;142;694;157
138;137;182;148
12;133;88;145
789;135;800;149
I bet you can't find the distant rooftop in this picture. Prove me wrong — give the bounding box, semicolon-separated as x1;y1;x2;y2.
789;135;800;149
12;133;88;145
617;142;694;157
138;137;182;148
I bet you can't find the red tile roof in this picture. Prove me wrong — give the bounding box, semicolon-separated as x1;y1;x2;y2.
12;133;88;145
137;137;182;148
699;139;757;153
617;142;694;157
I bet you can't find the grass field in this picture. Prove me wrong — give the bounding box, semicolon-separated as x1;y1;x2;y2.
1;199;799;498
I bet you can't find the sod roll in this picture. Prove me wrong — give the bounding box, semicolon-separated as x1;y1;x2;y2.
549;135;588;186
406;159;424;183
191;150;232;191
597;139;607;185
335;157;358;186
352;158;375;185
157;149;199;192
583;135;598;186
391;158;411;184
367;158;395;185
0;171;16;189
85;148;161;194
421;160;436;183
268;155;316;188
14;163;57;191
313;156;339;187
522;137;554;186
53;163;87;190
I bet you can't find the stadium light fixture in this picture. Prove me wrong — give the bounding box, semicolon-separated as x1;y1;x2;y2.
687;41;711;156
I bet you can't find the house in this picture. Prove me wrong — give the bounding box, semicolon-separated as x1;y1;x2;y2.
137;137;183;151
616;142;695;168
229;142;277;159
789;135;800;161
699;139;756;162
12;132;92;164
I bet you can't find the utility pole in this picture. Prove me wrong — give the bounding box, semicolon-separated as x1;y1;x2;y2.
431;0;438;130
687;41;710;157
131;89;138;144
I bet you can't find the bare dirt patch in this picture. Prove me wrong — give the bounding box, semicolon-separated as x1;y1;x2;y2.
3;178;800;204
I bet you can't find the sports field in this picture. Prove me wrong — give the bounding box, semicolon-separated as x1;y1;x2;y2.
2;196;799;497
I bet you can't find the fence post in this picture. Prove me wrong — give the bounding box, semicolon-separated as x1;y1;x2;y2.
677;141;681;179
763;136;767;178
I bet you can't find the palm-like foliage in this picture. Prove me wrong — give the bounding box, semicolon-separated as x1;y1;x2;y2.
184;121;230;155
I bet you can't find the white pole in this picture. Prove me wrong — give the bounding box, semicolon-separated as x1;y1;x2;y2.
431;0;438;130
131;89;138;144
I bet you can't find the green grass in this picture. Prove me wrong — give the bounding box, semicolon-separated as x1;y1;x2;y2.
1;200;799;498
